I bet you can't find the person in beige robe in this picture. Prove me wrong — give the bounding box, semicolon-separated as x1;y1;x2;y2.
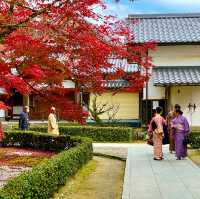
48;107;59;135
166;104;181;153
166;111;175;153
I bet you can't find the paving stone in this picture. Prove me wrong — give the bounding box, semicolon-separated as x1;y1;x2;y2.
122;144;200;199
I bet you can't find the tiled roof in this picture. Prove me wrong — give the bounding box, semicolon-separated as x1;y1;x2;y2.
103;58;139;73
153;66;200;86
103;80;129;88
128;13;200;44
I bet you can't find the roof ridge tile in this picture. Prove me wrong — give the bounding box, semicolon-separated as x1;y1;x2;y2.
128;13;200;19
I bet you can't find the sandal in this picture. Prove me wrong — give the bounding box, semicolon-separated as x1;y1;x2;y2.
153;158;162;161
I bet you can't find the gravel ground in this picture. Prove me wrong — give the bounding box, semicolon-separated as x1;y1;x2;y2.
0;143;130;189
92;143;133;159
0;166;31;188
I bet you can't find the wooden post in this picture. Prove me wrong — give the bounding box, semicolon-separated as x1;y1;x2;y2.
75;81;80;105
145;69;149;126
75;92;80;105
165;86;171;113
23;95;29;107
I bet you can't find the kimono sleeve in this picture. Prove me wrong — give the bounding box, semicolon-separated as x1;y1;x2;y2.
183;117;190;134
148;118;154;133
162;117;167;125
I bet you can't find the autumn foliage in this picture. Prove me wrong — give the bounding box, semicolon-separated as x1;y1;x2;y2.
0;0;155;122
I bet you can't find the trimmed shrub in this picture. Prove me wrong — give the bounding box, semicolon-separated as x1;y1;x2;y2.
30;126;133;142
3;131;72;151
188;132;200;149
60;126;133;142
0;137;93;199
86;120;142;128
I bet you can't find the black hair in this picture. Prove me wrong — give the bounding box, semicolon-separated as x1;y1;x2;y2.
174;104;181;110
156;106;162;114
152;109;156;116
175;109;183;115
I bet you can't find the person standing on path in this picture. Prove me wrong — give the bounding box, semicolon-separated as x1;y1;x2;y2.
48;107;59;135
172;109;190;160
148;107;166;160
166;104;181;153
19;106;29;130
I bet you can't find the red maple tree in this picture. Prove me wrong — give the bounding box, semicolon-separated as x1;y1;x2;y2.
0;0;155;123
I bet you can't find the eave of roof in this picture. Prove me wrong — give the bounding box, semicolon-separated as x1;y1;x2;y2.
153;66;200;86
128;13;200;19
127;13;200;44
102;58;139;74
102;79;129;88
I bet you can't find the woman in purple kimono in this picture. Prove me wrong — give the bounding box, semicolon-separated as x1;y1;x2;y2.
172;110;190;160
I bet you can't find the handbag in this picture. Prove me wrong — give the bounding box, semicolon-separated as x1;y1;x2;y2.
147;134;153;146
147;121;157;146
183;134;190;145
162;124;169;145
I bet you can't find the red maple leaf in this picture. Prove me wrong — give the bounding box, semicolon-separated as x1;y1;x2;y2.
0;0;156;122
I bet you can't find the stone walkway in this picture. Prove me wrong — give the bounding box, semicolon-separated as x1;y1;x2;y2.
122;144;200;199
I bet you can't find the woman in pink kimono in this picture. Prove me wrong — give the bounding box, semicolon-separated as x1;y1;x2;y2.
172;109;189;160
148;107;166;160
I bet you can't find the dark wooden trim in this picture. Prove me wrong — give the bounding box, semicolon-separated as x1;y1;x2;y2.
154;84;200;87
165;86;171;113
139;90;143;121
135;42;200;46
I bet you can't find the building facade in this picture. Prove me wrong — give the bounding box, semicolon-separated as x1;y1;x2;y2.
129;13;200;126
2;13;200;127
88;59;141;126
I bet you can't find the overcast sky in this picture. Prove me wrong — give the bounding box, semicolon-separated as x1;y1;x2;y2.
105;0;200;18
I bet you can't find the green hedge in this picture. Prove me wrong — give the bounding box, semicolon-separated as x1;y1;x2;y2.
0;136;93;199
30;126;135;142
86;120;141;127
3;131;72;151
188;132;200;149
60;126;133;142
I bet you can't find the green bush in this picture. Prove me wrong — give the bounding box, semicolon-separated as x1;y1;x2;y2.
3;131;72;151
30;126;134;142
60;126;133;142
188;132;200;149
86;120;141;127
0;137;93;199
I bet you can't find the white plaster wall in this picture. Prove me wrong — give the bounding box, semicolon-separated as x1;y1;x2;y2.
62;80;75;88
171;86;200;126
149;45;200;66
0;110;5;118
143;45;200;100
143;74;165;100
89;92;139;119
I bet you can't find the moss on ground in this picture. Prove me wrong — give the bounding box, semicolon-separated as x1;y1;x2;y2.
188;149;200;166
53;156;124;199
8;156;48;167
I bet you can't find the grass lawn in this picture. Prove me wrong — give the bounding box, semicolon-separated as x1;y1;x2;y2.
53;156;125;199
